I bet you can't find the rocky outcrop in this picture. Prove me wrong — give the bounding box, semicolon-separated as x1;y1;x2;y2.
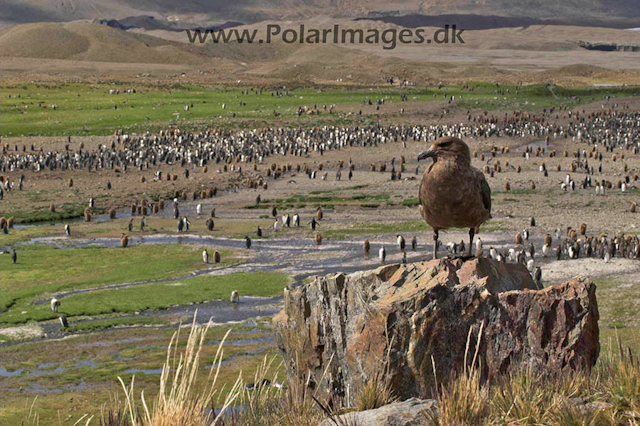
578;40;640;52
273;257;599;403
318;398;437;426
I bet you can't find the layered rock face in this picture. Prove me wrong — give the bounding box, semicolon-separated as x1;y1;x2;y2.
318;398;437;426
273;257;599;403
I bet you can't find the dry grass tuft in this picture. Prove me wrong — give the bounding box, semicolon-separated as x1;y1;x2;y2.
117;315;242;426
35;320;640;426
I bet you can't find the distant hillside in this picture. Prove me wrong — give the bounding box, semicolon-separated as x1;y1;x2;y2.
0;22;208;64
1;0;639;27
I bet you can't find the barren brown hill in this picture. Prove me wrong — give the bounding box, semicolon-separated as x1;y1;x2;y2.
0;21;209;64
1;0;639;27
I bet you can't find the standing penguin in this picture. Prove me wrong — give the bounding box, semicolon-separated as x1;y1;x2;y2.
397;235;405;252
51;298;61;312
526;259;535;272
534;267;542;288
11;249;17;264
272;206;278;218
121;234;129;248
65;224;71;236
544;234;552;247
579;223;587;235
411;236;417;251
245;236;252;249
515;233;523;245
257;226;263;237
379;246;386;263
316;207;323;221
310;218;317;231
315;232;323;245
202;249;209;263
363;239;370;255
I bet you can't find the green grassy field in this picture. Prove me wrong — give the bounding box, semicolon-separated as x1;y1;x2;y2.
2;83;638;136
596;276;640;356
0;243;239;324
1;271;288;325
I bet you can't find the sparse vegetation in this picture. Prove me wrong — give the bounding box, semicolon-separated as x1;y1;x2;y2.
0;244;239;323
16;320;633;426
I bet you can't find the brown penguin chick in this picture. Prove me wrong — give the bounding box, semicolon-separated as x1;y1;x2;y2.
214;251;221;263
316;207;323;221
315;232;323;245
363;239;370;254
515;233;523;245
417;137;491;258
579;223;587;235
544;234;552;247
120;233;129;248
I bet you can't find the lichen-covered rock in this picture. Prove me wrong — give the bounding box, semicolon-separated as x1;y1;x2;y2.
318;398;437;426
273;257;599;403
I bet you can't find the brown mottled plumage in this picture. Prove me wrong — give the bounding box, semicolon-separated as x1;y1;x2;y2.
418;137;491;258
515;233;523;245
579;223;587;235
